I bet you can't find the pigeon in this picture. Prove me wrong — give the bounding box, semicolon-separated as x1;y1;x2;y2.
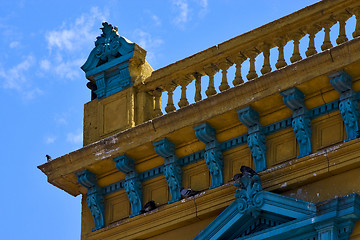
180;187;201;198
140;200;156;214
86;81;97;100
232;173;243;182
240;165;257;177
46;155;52;162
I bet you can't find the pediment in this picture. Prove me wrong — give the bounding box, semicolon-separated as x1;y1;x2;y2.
195;190;316;240
81;22;135;74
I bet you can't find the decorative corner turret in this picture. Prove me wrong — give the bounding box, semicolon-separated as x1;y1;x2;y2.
237;107;267;172
194;123;223;189
330;70;359;141
114;155;142;217
153;138;182;203
81;22;147;99
77;170;105;231
281;87;312;158
234;172;263;218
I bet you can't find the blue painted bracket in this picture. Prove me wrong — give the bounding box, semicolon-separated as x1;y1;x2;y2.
281;87;312;158
235;172;263;218
114;155;142;217
153;138;182;203
330;70;359;141
77;170;105;231
194;123;223;189
237;106;267;172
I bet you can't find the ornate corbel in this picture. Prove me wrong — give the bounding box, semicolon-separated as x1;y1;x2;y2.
153;138;182;203
330;71;359;141
194;123;223;189
281;87;312;158
234;170;263;218
237;106;266;172
77;170;105;231
114;155;142;217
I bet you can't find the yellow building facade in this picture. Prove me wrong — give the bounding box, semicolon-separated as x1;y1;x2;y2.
39;0;360;239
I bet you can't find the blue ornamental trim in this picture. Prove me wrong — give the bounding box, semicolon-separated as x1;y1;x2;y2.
77;170;105;231
281;87;312;158
237;107;267;172
330;70;359;141
114;155;142;217
194;123;224;189
153;138;182;203
235;173;263;218
101;98;343;196
81;22;136;100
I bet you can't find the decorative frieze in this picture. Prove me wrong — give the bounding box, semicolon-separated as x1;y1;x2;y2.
77;170;105;231
194;123;223;189
237;106;266;172
153;138;182;203
330;70;359;141
281;87;312;158
114;155;142;217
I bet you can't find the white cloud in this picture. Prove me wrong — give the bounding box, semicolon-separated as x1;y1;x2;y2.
45;136;56;144
133;29;164;63
40;59;51;71
152;14;161;26
0;55;43;99
53;58;85;80
46;7;108;53
172;0;189;28
0;55;34;90
171;0;209;29
9;41;20;48
44;6;109;80
67;130;83;145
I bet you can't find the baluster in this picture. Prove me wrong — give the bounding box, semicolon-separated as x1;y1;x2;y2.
153;88;163;117
204;64;218;97
245;49;259;80
336;12;351;45
165;84;176;113
275;38;287;69
218;59;232;92
305;25;320;57
232;53;246;86
290;32;304;63
193;73;202;102
178;76;192;108
353;7;360;38
321;19;335;51
259;42;271;75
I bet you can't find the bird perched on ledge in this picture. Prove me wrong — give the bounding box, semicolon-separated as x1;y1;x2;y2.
46;155;52;162
140;200;156;214
180;187;201;199
232;166;258;185
240;165;257;177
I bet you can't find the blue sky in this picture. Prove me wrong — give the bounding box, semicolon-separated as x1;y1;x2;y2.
0;1;322;239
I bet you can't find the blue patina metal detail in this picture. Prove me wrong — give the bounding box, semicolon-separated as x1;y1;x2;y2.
81;22;136;100
281;87;312;158
330;70;359;141
237;107;267;172
114;155;142;217
77;170;105;231
194;123;224;189
153;138;182;203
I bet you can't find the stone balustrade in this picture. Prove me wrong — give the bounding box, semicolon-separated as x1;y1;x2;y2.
137;0;360;117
